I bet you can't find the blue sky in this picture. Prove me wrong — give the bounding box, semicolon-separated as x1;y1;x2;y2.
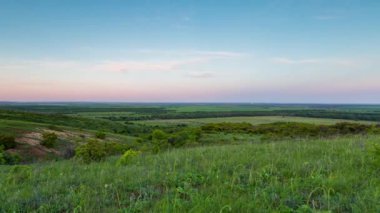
0;0;379;103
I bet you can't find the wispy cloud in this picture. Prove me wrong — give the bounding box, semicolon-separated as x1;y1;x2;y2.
0;49;242;74
272;58;322;65
136;49;248;58
185;71;215;78
95;58;208;73
272;57;361;67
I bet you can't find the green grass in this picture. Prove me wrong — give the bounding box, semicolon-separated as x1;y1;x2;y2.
0;120;51;137
167;105;307;112
1;136;379;212
136;116;375;127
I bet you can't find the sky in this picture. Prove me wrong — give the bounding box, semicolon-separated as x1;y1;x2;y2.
0;0;380;103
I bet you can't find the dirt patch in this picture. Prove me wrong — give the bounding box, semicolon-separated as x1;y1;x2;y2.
16;132;42;146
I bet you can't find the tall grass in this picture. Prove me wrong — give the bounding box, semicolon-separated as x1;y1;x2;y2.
1;136;379;212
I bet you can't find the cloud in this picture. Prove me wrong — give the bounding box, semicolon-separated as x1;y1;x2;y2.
137;49;248;58
0;50;234;74
95;58;208;73
272;58;322;65
271;57;362;67
185;71;215;78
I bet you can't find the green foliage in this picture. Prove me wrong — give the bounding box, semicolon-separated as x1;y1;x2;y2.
104;142;130;155
1;137;380;212
6;165;32;184
95;131;106;139
0;134;16;150
0;146;5;164
116;149;141;166
75;139;107;163
41;132;58;148
0;146;20;165
151;129;169;153
48;125;63;132
202;122;380;140
370;143;380;168
150;128;202;152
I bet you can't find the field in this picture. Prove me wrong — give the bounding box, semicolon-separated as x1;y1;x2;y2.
1;136;379;212
1;103;380;212
135;116;375;127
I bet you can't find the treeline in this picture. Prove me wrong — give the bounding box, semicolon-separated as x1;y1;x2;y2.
0;104;172;114
103;110;380;122
201;122;380;140
0;110;127;133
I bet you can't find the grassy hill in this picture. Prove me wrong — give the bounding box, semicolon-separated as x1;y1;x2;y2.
1;136;379;212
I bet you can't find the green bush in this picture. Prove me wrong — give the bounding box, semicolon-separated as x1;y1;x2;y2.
0;134;16;150
104;142;130;155
75;139;107;163
41;132;58;148
151;130;169;153
95;131;106;139
48;125;63;132
116;149;141;166
0;146;20;165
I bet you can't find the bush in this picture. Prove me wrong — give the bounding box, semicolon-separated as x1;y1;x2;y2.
0;146;20;165
0;134;16;150
41;132;58;148
151;130;169;153
116;149;141;166
95;131;106;139
104;142;130;155
48;125;63;132
75;139;107;163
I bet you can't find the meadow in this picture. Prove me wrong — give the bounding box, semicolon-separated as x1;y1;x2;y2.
1;103;380;212
135;116;375;127
1;136;379;212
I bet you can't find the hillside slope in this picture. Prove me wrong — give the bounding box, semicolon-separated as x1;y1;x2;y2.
1;136;379;212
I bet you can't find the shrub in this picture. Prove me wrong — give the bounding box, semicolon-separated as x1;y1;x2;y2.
151;130;169;153
0;134;16;150
75;139;106;163
48;125;63;132
104;142;130;155
116;149;141;166
0;146;20;165
95;131;106;139
0;146;5;164
41;132;58;148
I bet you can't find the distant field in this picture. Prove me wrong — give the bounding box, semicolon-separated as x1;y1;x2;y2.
72;111;138;119
167;105;308;112
135;116;375;126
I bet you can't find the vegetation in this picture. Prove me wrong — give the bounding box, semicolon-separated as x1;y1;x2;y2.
0;146;20;165
41;132;58;148
95;131;106;139
75;139;107;163
1;103;380;211
0;134;16;150
202;122;380;140
1;136;379;212
116;149;141;166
